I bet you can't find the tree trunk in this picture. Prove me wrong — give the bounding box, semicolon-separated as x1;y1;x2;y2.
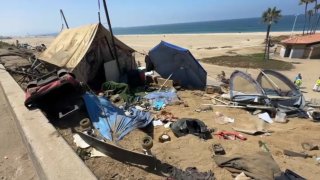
264;24;271;61
315;15;320;33
308;14;312;34
313;0;318;34
303;3;308;35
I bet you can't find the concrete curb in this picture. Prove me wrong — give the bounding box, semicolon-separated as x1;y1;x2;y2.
0;65;96;180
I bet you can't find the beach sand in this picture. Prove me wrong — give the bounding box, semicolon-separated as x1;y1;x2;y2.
3;32;320;179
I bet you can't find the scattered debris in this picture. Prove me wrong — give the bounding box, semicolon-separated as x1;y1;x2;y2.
214;131;247;141
155;110;178;123
276;169;306;180
166;166;214;180
153;120;164;127
283;149;313;158
232;127;269;136
206;85;222;94
274;110;287;123
4;31;319;179
316;157;320;165
212;144;226;155
73;134;90;149
159;132;171;143
259;141;270;152
311;111;320;121
234;172;250;180
301;142;319;151
258;112;273;123
170;118;213;139
214;111;234;124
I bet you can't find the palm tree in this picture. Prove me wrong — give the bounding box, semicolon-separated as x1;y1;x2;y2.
300;0;315;35
313;3;320;33
307;9;315;34
262;7;282;61
312;0;319;33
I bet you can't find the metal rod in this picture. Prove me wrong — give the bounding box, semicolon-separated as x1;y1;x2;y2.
98;12;101;23
259;69;280;91
98;0;101;23
158;73;173;92
291;14;300;38
60;9;69;29
102;0;121;73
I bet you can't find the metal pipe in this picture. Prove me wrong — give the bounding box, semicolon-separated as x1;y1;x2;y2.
102;0;121;73
60;9;69;29
291;14;300;38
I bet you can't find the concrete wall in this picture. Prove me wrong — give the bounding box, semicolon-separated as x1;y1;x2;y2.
309;45;320;59
280;47;286;57
0;65;96;180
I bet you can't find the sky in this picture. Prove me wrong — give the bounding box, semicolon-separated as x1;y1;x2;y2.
0;0;305;36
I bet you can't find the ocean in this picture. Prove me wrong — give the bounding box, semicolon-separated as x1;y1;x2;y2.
113;15;311;35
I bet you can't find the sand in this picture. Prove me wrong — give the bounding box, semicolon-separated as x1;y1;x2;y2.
2;32;320;179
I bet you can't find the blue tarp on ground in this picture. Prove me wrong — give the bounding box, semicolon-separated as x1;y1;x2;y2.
148;41;207;89
82;93;153;142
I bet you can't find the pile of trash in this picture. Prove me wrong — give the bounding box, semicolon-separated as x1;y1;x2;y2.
8;35;318;179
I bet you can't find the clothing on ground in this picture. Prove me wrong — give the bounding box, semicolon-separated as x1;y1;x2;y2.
213;151;282;180
101;81;136;102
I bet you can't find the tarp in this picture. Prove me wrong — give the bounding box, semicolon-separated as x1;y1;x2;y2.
229;70;307;118
229;70;269;105
256;70;305;108
82;93;153;142
148;41;207;89
39;23;136;83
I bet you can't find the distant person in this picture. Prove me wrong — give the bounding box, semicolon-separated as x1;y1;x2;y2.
217;71;229;85
294;73;302;87
313;77;320;92
16;40;19;48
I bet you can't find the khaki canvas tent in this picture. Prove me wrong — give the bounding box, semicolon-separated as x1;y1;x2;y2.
39;23;137;85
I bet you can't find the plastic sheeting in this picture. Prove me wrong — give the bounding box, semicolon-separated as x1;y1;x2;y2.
229;70;269;105
144;90;179;106
148;41;207;89
82;93;153;141
257;70;305;109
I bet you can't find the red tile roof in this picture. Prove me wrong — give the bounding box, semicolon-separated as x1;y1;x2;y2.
281;34;320;45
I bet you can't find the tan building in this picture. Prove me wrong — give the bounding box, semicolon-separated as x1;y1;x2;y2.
280;34;320;59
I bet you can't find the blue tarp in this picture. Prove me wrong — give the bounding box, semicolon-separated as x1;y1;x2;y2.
144;90;179;110
148;41;207;89
83;93;153;142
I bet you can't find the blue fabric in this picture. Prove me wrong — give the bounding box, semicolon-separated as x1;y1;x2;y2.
148;41;207;89
150;41;188;52
83;93;153;142
153;100;165;111
144;91;179;105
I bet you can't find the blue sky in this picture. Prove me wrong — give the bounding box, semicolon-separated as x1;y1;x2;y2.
0;0;305;36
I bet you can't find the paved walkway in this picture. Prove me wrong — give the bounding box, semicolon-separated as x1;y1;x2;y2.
0;86;38;180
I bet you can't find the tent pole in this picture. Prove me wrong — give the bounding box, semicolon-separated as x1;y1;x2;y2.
60;9;69;29
98;12;101;23
97;0;101;23
102;0;121;74
258;69;281;95
158;73;173;92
